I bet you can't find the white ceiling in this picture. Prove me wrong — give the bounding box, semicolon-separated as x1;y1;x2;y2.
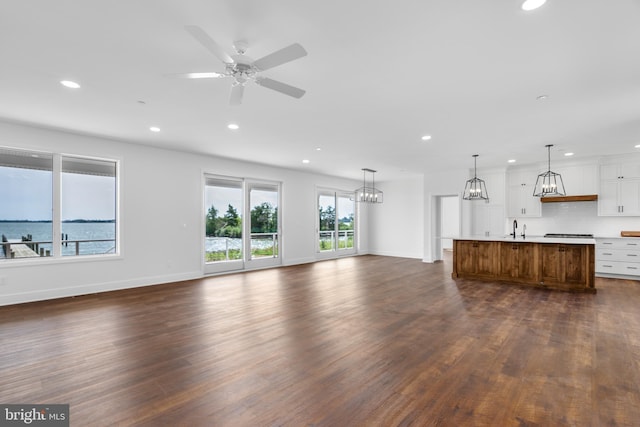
2;0;640;181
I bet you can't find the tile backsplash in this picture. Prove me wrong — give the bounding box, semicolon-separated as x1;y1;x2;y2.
508;201;640;237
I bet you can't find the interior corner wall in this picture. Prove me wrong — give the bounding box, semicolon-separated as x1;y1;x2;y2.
0;120;362;306
423;167;468;263
368;176;424;259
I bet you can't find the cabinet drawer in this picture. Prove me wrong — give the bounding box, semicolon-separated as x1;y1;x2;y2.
596;260;640;276
597;238;640;250
596;249;640;262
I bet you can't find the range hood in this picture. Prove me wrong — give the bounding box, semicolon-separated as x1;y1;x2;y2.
540;195;598;203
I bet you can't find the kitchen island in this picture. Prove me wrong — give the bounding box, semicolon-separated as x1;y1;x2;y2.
452;235;596;293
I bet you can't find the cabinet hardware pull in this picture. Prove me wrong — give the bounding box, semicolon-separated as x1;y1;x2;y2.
627;243;638;246
603;242;613;245
603;265;613;268
627;267;638;270
603;253;613;255
627;254;638;257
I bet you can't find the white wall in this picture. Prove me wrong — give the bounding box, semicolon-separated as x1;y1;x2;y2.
0;120;364;305
368;175;424;259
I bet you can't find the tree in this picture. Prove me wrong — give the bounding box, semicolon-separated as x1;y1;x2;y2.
224;204;240;227
220;204;242;237
339;213;354;230
205;205;220;236
251;202;276;233
319;205;336;231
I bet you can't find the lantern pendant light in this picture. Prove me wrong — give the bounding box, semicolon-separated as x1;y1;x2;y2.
354;168;383;203
533;144;565;197
463;154;489;201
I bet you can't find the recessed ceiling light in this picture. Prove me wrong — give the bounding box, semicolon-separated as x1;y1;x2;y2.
302;159;310;164
149;126;161;132
635;144;640;148
60;80;80;89
508;159;516;163
421;135;432;141
522;0;546;11
564;152;574;157
536;94;548;101
316;147;322;151
227;123;239;130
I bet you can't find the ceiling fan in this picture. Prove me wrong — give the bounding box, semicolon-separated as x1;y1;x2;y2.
173;25;308;105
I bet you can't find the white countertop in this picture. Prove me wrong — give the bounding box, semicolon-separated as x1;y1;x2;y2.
452;235;596;245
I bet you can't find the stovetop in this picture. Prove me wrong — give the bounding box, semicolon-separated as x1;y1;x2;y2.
544;233;594;238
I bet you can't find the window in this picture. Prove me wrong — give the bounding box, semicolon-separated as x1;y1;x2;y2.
0;147;118;261
61;156;117;256
0;149;53;259
317;190;356;255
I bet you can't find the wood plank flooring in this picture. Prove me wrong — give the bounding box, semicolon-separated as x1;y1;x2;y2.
2;254;640;426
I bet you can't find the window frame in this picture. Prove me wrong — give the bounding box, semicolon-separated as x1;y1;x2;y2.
0;146;121;265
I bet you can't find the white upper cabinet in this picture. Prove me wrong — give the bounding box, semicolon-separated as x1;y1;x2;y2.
506;168;541;218
601;163;640;180
599;159;640;216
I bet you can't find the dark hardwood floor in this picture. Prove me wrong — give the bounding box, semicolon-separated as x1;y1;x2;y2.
2;254;640;426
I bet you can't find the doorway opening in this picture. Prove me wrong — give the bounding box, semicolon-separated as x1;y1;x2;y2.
434;195;460;262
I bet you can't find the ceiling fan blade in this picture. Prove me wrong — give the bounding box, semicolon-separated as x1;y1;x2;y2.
230;84;245;105
252;43;307;71
166;72;227;79
184;25;234;64
255;77;306;98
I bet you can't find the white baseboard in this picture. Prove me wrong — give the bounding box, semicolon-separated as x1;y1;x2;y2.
0;271;202;306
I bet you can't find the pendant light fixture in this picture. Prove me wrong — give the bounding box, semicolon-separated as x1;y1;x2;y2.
463;155;489;201
533;144;565;197
353;168;383;203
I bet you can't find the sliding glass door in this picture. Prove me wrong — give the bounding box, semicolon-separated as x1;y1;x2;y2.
204;175;281;274
246;181;280;269
204;176;243;274
317;190;356;256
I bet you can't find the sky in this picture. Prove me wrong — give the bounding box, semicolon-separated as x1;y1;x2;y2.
205;186;277;218
0;167;115;221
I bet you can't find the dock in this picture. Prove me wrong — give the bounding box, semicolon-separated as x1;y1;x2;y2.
2;234;48;259
8;242;40;258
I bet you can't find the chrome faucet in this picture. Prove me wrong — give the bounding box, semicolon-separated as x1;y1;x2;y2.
511;219;518;239
521;224;526;239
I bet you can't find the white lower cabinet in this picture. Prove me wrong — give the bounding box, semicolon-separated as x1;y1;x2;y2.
596;238;640;279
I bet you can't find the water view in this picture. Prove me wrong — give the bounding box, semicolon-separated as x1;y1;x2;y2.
1;221;116;258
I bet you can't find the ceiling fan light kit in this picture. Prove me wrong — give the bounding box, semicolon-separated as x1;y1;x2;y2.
178;25;307;105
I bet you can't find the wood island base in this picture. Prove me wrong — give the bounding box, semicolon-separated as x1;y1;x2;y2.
452;238;596;293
